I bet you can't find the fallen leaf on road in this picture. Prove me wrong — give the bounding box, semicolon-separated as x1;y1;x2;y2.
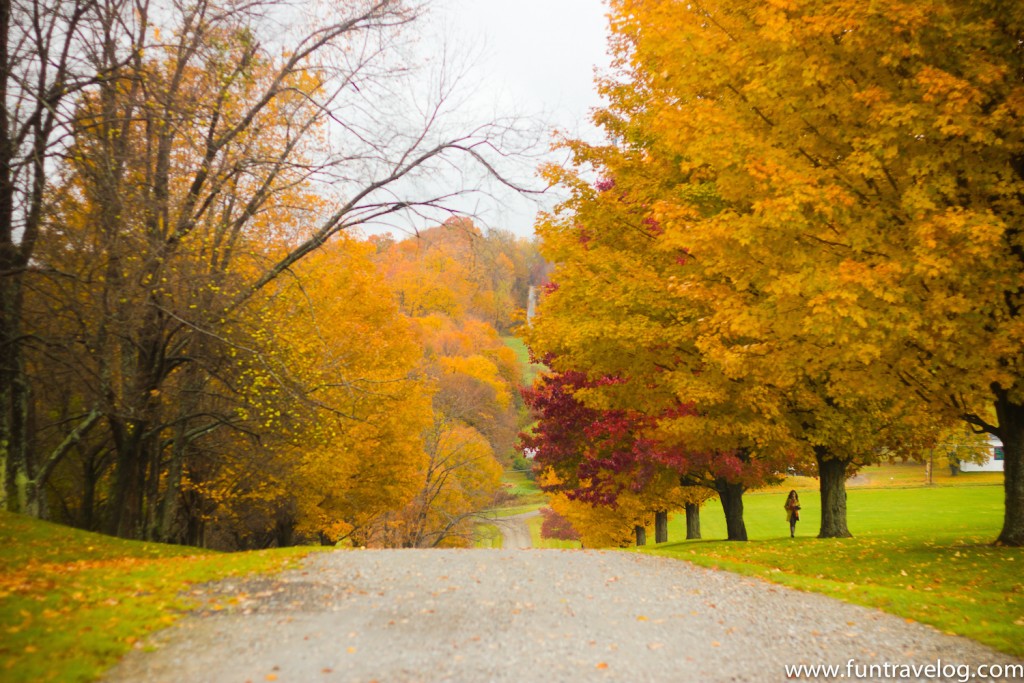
596;662;608;670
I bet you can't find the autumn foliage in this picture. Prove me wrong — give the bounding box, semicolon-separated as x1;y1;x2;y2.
527;0;1024;544
522;370;714;544
26;212;540;548
0;0;549;549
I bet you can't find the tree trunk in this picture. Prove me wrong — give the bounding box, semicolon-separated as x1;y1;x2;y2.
0;277;29;512
182;487;205;547
155;409;205;542
81;460;97;531
154;439;184;543
109;449;146;538
106;418;150;538
634;524;646;546
685;502;701;539
816;447;853;539
655;509;668;543
995;391;1024;546
715;478;747;541
275;518;296;547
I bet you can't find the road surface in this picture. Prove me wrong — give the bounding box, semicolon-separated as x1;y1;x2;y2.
103;549;1021;682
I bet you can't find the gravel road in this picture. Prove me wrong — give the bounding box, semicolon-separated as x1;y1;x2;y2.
497;511;538;549
104;549;1021;683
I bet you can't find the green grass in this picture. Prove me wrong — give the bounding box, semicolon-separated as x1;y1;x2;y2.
473;523;504;548
496;469;545;507
0;512;322;682
645;486;1023;657
486;503;544;518
851;460;1005;488
476;472;546;542
501;336;547;387
502;469;541;496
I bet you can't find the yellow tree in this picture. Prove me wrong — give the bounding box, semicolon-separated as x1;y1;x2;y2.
528;149;798;541
218;235;432;547
545;483;712;548
377;225;527;463
14;0;536;541
368;417;503;548
606;0;1024;544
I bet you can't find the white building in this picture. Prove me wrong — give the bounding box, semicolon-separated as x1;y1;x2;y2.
960;435;1005;473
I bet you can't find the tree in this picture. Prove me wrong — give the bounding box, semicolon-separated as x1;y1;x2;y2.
373;219;543;333
525;163;795;540
521;370;714;544
528;0;1021;543
0;0;120;516
605;0;1024;544
539;505;580;542
234;235;432;548
10;0;537;542
369;416;503;548
376;224;532;462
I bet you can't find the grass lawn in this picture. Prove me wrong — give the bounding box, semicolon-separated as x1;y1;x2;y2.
646;485;1024;657
501;335;547;387
0;512;322;682
498;469;546;507
487;503;544;518
757;462;1004;494
851;460;1005;488
473;523;504;548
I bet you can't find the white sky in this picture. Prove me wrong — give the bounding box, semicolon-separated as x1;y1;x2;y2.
429;0;612;237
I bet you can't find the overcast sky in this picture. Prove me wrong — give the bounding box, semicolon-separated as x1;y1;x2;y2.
429;0;612;237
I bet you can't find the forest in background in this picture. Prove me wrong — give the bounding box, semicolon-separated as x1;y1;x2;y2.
25;214;545;549
1;0;550;550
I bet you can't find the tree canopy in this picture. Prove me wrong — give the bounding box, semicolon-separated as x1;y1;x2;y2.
527;0;1024;544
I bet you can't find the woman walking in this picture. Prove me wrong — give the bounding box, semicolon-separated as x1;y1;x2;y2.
784;490;801;538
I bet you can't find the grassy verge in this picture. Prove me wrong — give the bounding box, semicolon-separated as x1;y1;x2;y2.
487;503;544;518
497;469;545;507
645;486;1023;657
501;335;547;387
473;523;504;549
0;512;322;682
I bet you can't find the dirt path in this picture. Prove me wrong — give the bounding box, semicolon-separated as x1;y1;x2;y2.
104;549;1020;683
497;510;539;549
